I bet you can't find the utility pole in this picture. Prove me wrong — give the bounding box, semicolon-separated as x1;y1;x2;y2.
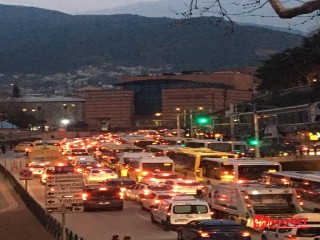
253;104;260;158
190;110;193;138
176;114;181;142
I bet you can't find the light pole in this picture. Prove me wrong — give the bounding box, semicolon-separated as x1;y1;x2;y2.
176;114;181;141
253;104;261;158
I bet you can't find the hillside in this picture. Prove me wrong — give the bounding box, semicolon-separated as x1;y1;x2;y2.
0;4;303;74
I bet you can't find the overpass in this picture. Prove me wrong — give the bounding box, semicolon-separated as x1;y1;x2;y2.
263;155;320;171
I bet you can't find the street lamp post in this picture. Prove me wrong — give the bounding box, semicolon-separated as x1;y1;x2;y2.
176;114;181;141
253;104;261;158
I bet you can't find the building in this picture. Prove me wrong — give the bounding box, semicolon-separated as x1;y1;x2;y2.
0;95;85;129
76;88;134;131
78;70;257;130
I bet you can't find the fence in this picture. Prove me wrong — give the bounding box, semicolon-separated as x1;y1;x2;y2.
0;164;84;240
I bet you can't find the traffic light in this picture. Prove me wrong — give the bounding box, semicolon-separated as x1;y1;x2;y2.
195;115;211;125
248;139;258;146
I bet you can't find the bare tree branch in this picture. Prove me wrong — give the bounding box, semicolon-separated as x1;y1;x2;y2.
269;0;320;18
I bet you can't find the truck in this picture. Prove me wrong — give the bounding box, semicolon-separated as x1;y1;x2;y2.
27;144;64;167
200;182;304;229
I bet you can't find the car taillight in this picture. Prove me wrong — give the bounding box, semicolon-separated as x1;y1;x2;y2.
30;168;34;171
143;190;150;195
241;231;250;237
285;235;296;239
154;200;160;204
119;192;124;199
77;168;82;172
68;156;73;160
299;201;304;206
99;187;107;191
135;169;141;172
199;231;210;237
82;193;89;201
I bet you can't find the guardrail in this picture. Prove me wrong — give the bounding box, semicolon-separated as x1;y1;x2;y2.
0;164;84;240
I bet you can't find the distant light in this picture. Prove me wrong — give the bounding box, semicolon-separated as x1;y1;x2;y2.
22;108;27;112
31;109;36;112
61;119;70;125
175;108;181;111
155;113;162;117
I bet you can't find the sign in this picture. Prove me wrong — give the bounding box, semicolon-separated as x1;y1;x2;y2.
19;168;33;180
46;197;83;206
46;205;84;213
253;215;308;230
46;189;83;198
46;173;83;182
46;181;83;189
45;171;84;213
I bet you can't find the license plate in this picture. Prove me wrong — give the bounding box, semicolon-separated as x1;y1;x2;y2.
98;202;110;205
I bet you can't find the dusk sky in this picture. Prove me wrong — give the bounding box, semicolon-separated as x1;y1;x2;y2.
0;0;159;14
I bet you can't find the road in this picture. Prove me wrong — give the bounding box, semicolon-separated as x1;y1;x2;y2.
1;152;262;240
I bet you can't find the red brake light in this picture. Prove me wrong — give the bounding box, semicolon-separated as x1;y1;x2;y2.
99;187;107;191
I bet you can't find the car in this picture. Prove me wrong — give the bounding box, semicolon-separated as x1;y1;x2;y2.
177;219;251;240
164;179;204;195
14;142;33;154
74;160;102;174
124;183;172;203
84;168;118;185
140;191;175;211
40;166;55;185
28;161;51;177
140;171;181;184
105;178;136;191
66;148;94;165
82;185;124;211
151;195;213;231
261;213;320;240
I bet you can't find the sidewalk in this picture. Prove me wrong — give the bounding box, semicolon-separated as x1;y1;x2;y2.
0;152;55;240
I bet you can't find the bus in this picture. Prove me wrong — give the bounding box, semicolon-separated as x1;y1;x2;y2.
119;136;160;149
124;155;174;182
185;139;247;154
158;136;193;146
261;171;320;212
146;144;185;157
94;143;144;169
200;158;281;182
168;148;238;180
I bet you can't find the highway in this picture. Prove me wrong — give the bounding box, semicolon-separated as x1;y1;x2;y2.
1;152;262;240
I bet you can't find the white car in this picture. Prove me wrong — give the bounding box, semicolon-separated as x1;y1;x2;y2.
140;192;175;211
261;213;320;240
84;168;118;184
140;171;180;184
164;179;204;195
124;183;172;203
29;161;51;177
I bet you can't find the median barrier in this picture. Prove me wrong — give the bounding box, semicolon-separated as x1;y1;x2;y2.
0;164;84;240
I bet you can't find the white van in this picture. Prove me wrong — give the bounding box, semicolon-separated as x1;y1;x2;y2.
262;213;320;240
150;195;212;231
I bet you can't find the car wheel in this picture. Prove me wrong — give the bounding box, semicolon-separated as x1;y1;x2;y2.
177;230;184;240
162;221;170;231
261;236;268;240
151;213;157;224
117;205;123;211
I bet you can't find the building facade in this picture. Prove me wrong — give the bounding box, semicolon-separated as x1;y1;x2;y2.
0;95;85;129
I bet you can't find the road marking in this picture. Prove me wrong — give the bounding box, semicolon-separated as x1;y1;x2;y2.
134;213;177;235
135;213;149;221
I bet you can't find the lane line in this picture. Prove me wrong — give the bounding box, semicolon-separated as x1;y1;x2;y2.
134;213;177;235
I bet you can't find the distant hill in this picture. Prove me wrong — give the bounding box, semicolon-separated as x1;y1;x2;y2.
85;0;318;34
0;4;303;74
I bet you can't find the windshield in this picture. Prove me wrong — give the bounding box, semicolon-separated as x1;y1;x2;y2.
173;205;208;214
142;162;173;172
71;150;89;156
148;185;172;191
238;165;280;180
208;143;232;152
106;180;135;186
297;227;320;237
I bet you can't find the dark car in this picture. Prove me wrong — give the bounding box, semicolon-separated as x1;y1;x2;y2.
82;185;124;211
177;219;251;240
105;178;136;190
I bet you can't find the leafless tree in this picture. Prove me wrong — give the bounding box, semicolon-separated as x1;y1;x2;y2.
185;0;320;20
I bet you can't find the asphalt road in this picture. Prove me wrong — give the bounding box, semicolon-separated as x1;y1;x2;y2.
1;152;263;240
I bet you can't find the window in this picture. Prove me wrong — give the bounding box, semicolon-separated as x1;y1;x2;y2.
173;205;208;214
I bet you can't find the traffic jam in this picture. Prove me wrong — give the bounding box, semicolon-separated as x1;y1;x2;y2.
17;129;320;240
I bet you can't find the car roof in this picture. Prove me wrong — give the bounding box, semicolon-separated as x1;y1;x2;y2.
196;219;241;226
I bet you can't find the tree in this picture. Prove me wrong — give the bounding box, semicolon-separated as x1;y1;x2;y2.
12;84;21;98
186;0;320;20
256;28;320;92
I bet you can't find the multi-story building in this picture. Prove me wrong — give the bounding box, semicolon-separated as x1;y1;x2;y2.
0;95;85;129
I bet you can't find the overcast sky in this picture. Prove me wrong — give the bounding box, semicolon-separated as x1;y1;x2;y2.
0;0;159;14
